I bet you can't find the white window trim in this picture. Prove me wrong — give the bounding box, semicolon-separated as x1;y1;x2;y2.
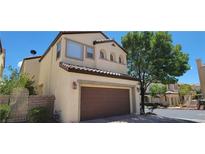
66;39;84;61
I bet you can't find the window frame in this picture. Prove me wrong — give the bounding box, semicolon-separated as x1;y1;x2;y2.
99;50;106;59
56;41;61;60
86;46;94;59
66;39;84;61
119;56;123;64
110;54;114;61
110;53;116;62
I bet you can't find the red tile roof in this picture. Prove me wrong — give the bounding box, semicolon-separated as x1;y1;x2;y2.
59;62;138;81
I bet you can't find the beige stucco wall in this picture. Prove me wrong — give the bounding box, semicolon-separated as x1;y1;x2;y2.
25;33;140;122
38;47;55;95
38;32;128;96
20;58;40;85
38;45;140;122
0;50;5;80
53;68;140;122
60;33;127;74
196;59;205;97
95;42;127;74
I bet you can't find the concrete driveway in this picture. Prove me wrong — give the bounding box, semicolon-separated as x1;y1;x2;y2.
82;114;195;123
153;108;205;123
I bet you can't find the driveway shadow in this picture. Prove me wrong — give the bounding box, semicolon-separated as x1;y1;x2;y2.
82;114;196;123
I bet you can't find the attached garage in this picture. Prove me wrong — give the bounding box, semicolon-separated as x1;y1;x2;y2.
80;87;130;121
58;62;140;122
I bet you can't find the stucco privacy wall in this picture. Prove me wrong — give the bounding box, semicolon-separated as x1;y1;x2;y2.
53;68;140;122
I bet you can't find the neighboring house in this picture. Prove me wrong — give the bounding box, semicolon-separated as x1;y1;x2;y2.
145;83;180;106
165;84;180;106
20;31;141;122
196;59;205;97
0;40;5;80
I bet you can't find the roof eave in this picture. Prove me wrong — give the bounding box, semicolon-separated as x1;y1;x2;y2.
59;62;139;81
39;31;110;62
93;40;127;54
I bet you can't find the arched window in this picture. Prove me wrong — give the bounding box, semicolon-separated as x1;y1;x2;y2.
110;54;114;61
100;50;105;59
119;56;123;64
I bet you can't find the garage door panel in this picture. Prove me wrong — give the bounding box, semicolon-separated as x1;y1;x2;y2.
81;87;130;121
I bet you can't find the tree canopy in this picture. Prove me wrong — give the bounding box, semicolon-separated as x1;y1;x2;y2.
121;32;190;113
149;83;167;97
179;84;193;96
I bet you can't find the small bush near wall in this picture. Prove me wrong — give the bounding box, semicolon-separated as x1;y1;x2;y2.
0;104;11;123
0;66;37;95
28;107;51;123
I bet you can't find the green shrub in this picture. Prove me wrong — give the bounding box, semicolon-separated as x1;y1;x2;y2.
0;66;37;95
28;107;51;123
0;104;11;123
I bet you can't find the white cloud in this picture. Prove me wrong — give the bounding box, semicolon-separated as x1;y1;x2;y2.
17;61;23;68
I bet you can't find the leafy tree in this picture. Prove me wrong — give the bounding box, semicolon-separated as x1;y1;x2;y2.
179;84;192;96
0;66;36;95
149;83;167;97
178;84;193;104
121;32;190;114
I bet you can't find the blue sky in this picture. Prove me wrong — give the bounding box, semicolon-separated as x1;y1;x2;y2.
0;31;204;84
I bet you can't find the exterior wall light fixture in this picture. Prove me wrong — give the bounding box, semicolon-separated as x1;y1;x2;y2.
72;81;77;89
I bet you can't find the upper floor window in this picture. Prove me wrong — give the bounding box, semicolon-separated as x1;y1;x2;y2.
119;56;123;64
110;54;114;62
100;50;106;59
67;40;83;60
86;47;94;59
56;42;61;60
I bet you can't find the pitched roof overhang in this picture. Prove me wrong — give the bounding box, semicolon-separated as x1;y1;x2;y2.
93;39;127;54
0;40;2;54
39;31;110;62
20;56;41;73
24;56;41;60
59;62;139;81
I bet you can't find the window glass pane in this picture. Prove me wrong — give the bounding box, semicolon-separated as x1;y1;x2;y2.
87;47;94;58
110;54;113;61
119;57;122;63
67;40;83;59
57;42;61;52
100;51;104;59
56;42;61;59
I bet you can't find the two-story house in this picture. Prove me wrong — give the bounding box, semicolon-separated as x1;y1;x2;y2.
20;31;140;122
0;40;5;80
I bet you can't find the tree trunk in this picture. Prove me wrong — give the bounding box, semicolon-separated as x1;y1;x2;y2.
140;86;145;114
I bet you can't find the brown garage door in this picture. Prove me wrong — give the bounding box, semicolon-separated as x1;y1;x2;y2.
81;87;130;121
